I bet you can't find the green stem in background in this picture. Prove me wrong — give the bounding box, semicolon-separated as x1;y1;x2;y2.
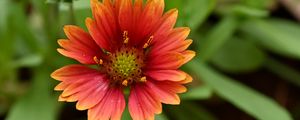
69;2;76;25
265;58;300;88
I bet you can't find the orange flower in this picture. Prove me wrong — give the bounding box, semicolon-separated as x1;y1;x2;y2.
51;0;195;120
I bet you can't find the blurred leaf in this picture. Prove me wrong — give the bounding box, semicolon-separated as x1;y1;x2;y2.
13;54;43;68
60;0;89;11
6;68;60;120
121;107;169;120
241;0;277;9
240;19;300;60
232;5;269;18
199;16;239;62
59;0;91;28
181;84;213;100
155;113;169;120
265;58;300;88
121;107;131;120
165;0;215;29
46;0;59;4
11;2;41;52
187;60;292;120
0;0;9;31
211;37;266;73
184;0;216;30
165;101;216;120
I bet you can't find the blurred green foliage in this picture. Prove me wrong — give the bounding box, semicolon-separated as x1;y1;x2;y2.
1;0;300;120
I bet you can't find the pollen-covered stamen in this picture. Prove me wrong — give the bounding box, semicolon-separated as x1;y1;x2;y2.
93;56;103;65
123;31;129;44
104;46;145;86
143;36;153;49
122;80;128;86
140;76;147;82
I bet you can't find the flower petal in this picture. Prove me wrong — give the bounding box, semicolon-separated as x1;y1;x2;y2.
86;18;111;51
51;65;98;81
91;0;119;47
88;88;125;120
146;80;187;105
153;8;178;37
150;27;190;56
135;0;163;45
59;26;102;64
181;50;196;65
51;65;110;110
145;70;186;82
129;83;162;120
146;52;185;70
118;0;133;32
179;72;193;84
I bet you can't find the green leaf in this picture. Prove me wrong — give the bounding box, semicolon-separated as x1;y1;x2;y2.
165;0;215;29
241;0;277;9
184;0;216;30
165;101;216;120
232;5;269;18
121;107;169;120
181;84;213;100
265;58;300;88
240;18;300;60
13;54;43;68
6;68;60;120
186;60;292;120
211;37;266;73
199;16;239;62
155;113;169;120
59;0;90;11
11;2;41;52
121;107;132;120
46;0;59;4
0;0;9;31
59;1;91;29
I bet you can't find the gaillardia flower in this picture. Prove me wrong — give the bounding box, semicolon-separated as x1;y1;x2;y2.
51;0;195;119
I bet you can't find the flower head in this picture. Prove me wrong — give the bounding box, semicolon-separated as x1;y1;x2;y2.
51;0;195;120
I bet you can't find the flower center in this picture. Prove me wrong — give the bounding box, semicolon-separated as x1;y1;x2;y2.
94;31;153;87
104;46;144;86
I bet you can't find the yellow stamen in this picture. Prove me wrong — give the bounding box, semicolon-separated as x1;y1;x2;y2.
93;56;103;65
122;80;128;86
124;37;129;44
99;59;103;64
123;31;129;44
143;36;153;49
140;76;147;82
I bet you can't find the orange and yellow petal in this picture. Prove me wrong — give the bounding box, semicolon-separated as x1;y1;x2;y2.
145;70;186;82
86;18;112;51
88;88;125;120
179;72;193;84
91;0;119;46
146;52;185;70
146;80;187;105
51;65;111;111
118;0;134;32
153;8;178;37
129;83;162;120
59;26;102;64
150;27;191;56
181;50;196;65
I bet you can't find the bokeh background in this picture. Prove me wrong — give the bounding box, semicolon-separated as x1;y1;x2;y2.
1;0;300;120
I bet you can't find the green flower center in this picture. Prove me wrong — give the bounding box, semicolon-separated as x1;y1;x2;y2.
104;47;144;86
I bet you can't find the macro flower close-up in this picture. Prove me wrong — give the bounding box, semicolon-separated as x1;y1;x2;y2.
51;0;195;119
2;0;300;120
